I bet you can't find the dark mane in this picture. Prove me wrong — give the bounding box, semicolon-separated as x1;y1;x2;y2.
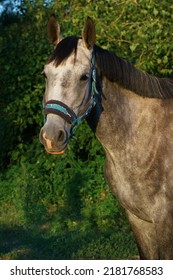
94;45;173;99
48;36;173;99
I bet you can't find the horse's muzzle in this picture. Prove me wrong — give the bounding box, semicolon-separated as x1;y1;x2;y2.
39;126;68;155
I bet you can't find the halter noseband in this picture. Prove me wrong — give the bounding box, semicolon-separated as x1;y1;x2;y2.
43;50;99;136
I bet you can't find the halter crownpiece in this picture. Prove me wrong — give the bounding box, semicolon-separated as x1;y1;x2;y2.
43;49;100;136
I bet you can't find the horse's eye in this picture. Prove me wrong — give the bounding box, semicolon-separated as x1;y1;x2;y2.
80;74;89;81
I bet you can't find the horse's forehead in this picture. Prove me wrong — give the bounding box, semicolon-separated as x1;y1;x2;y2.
45;62;73;76
45;45;90;77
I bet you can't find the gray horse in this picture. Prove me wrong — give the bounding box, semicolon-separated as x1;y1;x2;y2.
40;16;173;259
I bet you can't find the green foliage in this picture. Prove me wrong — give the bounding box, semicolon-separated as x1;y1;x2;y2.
0;0;172;259
0;137;137;259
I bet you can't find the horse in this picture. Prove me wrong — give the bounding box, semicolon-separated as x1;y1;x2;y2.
39;15;173;259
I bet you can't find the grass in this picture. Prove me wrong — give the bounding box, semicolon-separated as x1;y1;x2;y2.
0;202;138;260
0;141;138;260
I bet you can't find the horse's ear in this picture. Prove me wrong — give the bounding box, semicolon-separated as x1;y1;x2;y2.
47;14;62;47
82;17;96;49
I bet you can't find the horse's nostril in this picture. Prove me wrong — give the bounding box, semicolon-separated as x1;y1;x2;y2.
39;130;46;144
42;131;46;141
57;130;66;143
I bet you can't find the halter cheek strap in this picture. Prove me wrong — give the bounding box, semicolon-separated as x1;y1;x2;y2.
43;50;99;136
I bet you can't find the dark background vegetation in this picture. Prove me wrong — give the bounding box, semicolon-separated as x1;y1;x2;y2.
0;0;173;259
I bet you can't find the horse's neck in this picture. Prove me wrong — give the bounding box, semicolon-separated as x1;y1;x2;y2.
94;79;134;150
94;77;167;160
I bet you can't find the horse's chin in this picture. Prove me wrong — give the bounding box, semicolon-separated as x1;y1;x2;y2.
45;146;67;155
47;150;65;155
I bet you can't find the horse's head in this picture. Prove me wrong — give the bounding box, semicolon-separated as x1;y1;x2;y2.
39;16;98;154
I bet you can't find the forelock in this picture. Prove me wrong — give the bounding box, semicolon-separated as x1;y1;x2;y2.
47;36;80;67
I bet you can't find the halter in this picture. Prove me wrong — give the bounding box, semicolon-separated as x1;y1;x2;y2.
43;49;99;136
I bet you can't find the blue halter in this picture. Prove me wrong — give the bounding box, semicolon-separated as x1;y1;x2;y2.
43;50;99;136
